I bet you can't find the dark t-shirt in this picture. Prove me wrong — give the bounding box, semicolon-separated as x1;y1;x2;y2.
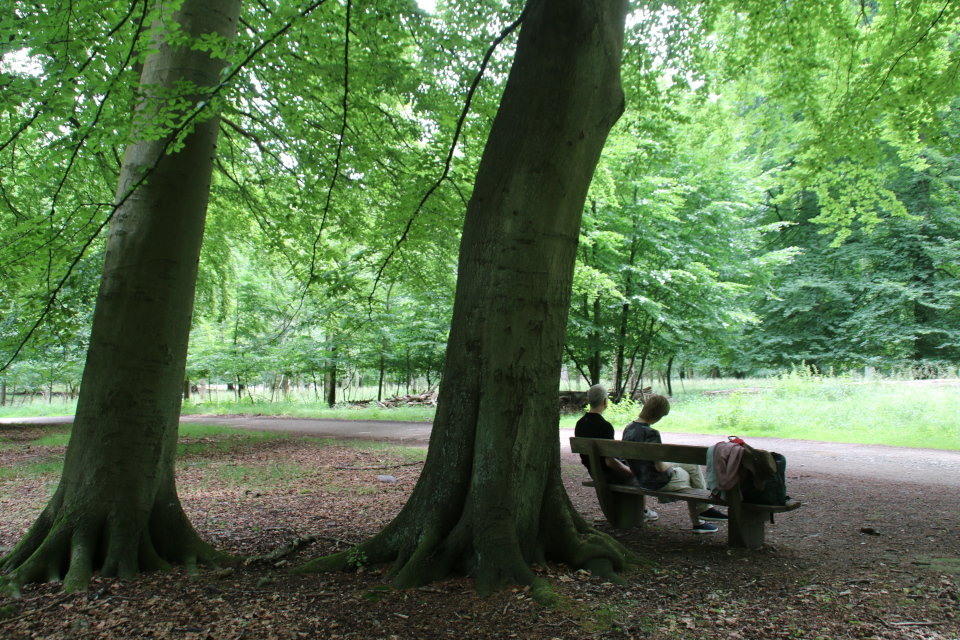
574;412;614;471
622;421;673;490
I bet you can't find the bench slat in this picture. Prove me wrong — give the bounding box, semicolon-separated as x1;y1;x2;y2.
582;481;801;514
570;437;708;465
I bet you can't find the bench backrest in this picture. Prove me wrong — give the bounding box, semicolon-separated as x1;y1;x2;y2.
569;437;708;465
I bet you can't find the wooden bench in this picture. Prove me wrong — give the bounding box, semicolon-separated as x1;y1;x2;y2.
569;437;801;549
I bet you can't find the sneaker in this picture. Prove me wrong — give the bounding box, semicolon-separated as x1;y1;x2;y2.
699;507;728;522
644;507;659;522
691;522;718;534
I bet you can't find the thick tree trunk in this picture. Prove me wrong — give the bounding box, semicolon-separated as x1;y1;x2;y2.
0;0;240;594
298;0;632;597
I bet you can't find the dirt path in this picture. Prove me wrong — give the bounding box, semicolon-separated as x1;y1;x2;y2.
6;413;958;488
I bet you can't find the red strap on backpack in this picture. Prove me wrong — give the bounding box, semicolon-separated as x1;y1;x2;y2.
728;436;746;446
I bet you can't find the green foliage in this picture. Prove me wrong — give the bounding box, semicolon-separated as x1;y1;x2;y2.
604;398;642;426
346;546;369;570
3;0;958;407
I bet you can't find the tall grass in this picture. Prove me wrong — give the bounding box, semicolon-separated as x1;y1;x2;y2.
562;369;959;450
668;380;959;449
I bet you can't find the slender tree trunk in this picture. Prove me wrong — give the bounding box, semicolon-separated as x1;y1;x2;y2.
0;0;240;593
378;354;386;403
613;302;629;402
326;346;337;407
405;348;411;395
0;381;5;407
666;355;674;397
298;0;632;597
587;296;601;385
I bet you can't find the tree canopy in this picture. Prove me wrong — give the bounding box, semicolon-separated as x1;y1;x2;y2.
3;0;959;392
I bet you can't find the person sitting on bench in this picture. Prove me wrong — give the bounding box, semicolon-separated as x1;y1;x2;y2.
622;394;727;534
575;384;658;522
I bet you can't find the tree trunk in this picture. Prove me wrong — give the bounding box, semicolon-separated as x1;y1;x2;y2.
378;353;386;403
0;381;5;406
297;0;632;597
612;302;629;402
0;0;240;594
587;295;601;385
666;355;674;397
326;346;337;407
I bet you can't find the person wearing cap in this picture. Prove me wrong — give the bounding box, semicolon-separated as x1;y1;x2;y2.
622;394;728;534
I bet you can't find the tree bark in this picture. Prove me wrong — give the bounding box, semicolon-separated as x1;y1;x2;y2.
326;345;337;407
666;355;674;397
297;0;632;597
378;353;386;403
588;295;602;385
0;0;240;594
612;301;629;401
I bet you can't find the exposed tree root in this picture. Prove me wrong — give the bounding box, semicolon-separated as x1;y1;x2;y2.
0;488;233;596
294;474;646;603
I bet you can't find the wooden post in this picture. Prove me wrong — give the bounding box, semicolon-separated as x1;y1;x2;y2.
585;441;645;529
726;488;766;549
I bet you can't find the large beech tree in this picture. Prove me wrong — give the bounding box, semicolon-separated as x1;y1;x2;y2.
1;0;240;593
297;0;634;596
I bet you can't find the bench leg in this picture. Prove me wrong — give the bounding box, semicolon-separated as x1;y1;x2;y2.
601;493;647;529
728;507;766;549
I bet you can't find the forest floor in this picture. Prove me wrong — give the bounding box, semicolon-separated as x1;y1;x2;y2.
0;423;958;640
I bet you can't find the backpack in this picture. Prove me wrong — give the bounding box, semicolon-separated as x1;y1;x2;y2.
741;451;788;506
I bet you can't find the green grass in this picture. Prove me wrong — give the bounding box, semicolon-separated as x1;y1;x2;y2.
338;440;428;464
180;400;436;423
176;423;288;457
0;459;64;481
562;375;960;450
0;401;78;419
29;431;72;447
210;462;302;487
